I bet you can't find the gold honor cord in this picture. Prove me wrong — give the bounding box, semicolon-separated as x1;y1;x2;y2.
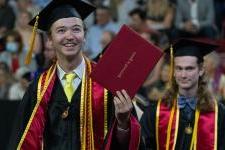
155;99;161;150
17;65;56;149
156;99;161;150
80;62;87;150
87;60;94;149
80;58;95;150
25;15;39;65
104;89;108;138
172;107;180;150
169;44;174;87
156;99;218;150
214;101;218;150
190;109;200;150
165;100;176;150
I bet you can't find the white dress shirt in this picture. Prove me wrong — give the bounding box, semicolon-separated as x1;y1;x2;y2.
57;57;85;90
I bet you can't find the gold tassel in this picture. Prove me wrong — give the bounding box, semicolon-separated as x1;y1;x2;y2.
169;44;174;87
25;15;39;65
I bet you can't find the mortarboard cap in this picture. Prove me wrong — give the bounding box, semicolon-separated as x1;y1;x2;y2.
165;38;219;87
165;38;219;61
29;0;96;31
25;0;95;65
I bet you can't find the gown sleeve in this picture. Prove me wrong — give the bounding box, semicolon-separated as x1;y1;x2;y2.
104;93;141;150
140;101;158;150
7;79;38;150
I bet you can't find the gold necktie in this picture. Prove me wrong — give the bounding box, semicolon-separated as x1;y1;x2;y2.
64;73;76;103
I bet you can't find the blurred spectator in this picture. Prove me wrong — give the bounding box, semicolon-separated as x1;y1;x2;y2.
84;6;120;59
143;56;164;88
93;30;115;62
42;38;56;69
174;0;217;39
204;52;220;97
214;41;225;92
0;62;14;100
34;34;56;77
0;30;37;73
15;0;40;17
214;0;225;34
146;62;170;101
128;8;148;34
0;0;16;38
212;41;225;100
219;74;225;101
31;0;51;8
219;72;225;100
146;86;161;101
100;30;115;48
16;10;42;54
109;0;138;24
8;67;32;100
138;56;164;98
128;7;161;44
146;0;174;32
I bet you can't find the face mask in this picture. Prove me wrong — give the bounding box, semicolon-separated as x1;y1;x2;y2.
6;42;19;53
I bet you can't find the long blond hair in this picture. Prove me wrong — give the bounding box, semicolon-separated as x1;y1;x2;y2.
162;64;215;112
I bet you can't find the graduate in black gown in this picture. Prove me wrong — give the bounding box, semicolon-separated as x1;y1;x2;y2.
141;38;225;150
7;0;141;149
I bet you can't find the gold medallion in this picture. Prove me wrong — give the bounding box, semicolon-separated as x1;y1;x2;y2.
185;124;192;134
61;107;69;119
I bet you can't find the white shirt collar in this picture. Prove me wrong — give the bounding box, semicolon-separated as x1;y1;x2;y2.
57;57;85;80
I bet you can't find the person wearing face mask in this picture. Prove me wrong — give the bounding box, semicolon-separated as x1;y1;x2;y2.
0;30;37;73
6;41;19;53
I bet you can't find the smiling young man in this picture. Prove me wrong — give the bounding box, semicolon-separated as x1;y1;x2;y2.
7;0;140;149
140;38;225;150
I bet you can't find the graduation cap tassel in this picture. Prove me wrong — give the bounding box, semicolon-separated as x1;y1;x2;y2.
25;15;39;65
169;44;174;87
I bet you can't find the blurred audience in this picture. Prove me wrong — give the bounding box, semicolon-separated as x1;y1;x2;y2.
14;0;40;17
8;66;32;100
84;6;120;59
0;30;37;73
31;0;51;9
16;10;41;54
93;30;115;62
204;52;220;97
0;0;16;38
146;62;170;101
129;8;147;33
34;34;56;77
145;0;174;46
0;62;14;100
219;74;225;101
109;0;138;24
214;0;225;34
100;30;115;48
174;0;217;39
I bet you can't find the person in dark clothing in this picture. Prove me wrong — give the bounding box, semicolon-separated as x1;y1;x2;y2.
0;0;16;38
141;38;225;150
7;0;140;149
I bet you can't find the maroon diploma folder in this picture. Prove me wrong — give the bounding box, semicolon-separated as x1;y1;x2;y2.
90;25;163;98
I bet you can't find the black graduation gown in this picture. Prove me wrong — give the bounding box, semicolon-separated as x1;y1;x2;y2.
7;76;115;150
140;101;225;150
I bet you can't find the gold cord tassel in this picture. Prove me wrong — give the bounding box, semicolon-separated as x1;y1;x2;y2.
169;44;174;87
25;15;39;65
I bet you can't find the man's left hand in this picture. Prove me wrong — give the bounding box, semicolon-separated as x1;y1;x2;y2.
113;89;133;130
